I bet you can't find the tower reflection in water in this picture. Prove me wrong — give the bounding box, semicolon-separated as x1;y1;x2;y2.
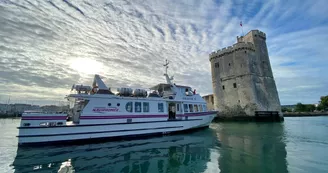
12;129;218;173
215;122;288;173
12;123;288;173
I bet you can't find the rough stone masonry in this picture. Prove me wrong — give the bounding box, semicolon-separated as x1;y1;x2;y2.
209;30;282;118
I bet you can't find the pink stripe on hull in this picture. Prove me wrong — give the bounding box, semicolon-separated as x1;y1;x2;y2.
81;114;167;119
21;111;217;120
80;111;216;120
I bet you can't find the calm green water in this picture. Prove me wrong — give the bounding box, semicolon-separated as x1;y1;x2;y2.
0;117;328;173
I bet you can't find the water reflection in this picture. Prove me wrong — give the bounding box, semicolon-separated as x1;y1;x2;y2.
11;123;288;173
215;122;288;173
12;129;218;173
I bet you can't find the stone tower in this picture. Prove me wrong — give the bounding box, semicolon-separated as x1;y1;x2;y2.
209;30;282;118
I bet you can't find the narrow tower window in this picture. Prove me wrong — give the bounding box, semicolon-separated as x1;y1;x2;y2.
233;83;237;88
228;63;231;66
222;85;225;90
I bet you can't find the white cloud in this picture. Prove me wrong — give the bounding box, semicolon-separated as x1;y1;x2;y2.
0;0;327;105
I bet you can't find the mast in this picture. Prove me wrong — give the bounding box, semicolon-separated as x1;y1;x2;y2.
163;59;177;92
163;59;171;84
163;59;169;76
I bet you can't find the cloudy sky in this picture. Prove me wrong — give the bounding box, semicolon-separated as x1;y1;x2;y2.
0;0;327;105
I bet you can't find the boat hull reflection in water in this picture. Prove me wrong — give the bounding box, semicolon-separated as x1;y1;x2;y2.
12;129;218;173
12;123;289;173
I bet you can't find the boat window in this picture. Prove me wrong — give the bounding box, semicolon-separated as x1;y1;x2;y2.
143;102;149;112
126;102;133;112
189;104;193;112
158;103;164;112
177;103;180;112
203;105;207;111
194;105;198;112
40;122;48;126
40;122;56;127
184;104;189;112
23;123;30;127
199;105;203;112
135;102;141;112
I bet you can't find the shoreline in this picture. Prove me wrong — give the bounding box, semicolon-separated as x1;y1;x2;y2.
0;116;21;119
0;114;22;118
283;112;328;117
214;116;284;122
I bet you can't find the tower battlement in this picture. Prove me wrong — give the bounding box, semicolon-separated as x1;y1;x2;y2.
258;31;266;38
209;42;255;61
245;29;266;38
237;30;266;43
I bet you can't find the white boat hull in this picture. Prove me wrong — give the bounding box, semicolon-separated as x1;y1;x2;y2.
18;113;216;145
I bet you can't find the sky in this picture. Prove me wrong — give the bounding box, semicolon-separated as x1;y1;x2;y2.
0;0;327;105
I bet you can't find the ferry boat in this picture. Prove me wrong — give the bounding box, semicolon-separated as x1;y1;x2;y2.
17;60;217;145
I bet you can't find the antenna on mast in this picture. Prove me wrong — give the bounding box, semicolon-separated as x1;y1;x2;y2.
163;59;169;75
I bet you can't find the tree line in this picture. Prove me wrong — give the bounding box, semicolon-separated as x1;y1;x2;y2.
282;95;328;112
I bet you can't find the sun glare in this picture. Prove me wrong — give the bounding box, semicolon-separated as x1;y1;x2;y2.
69;58;104;75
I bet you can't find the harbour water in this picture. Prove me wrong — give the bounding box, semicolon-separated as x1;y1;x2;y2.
1;117;328;173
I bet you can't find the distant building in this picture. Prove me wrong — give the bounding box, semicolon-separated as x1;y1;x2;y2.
281;105;296;109
41;105;68;112
202;94;215;111
0;103;68;116
209;30;282;117
0;103;41;115
0;104;8;113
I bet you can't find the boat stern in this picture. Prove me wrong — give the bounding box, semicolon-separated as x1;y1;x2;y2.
19;112;67;128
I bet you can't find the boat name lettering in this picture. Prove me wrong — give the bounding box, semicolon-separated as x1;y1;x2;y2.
182;97;195;100
92;107;119;112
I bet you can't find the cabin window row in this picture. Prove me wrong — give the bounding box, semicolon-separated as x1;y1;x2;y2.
125;102;163;113
183;104;207;113
126;102;150;113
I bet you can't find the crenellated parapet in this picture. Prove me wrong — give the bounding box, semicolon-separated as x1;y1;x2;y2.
209;42;255;61
257;30;266;39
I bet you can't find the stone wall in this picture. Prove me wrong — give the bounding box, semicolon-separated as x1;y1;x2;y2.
209;30;282;117
202;94;215;111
